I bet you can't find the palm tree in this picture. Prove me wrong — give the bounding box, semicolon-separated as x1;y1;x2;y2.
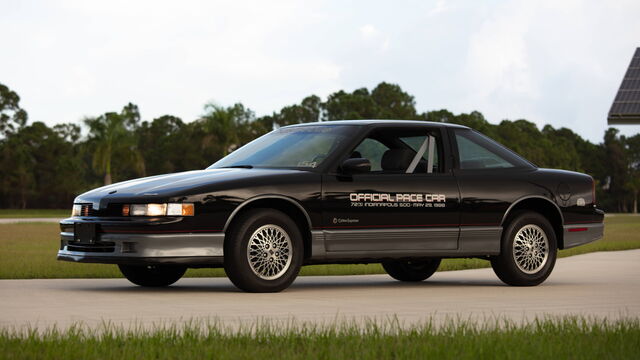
85;105;145;185
200;103;251;157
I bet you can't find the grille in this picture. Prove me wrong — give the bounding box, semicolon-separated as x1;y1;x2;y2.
67;241;115;253
77;203;123;217
80;204;95;217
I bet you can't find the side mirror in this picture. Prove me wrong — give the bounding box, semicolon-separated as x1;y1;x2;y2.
341;158;371;174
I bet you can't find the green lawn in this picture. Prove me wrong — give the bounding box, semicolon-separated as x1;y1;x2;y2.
0;216;638;279
0;209;68;218
1;318;638;360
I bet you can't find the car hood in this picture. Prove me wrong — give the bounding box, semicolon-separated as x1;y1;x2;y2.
75;168;310;204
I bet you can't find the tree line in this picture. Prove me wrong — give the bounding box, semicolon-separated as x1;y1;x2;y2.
1;82;638;212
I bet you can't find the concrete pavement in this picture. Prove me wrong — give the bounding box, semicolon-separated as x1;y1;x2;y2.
0;218;63;224
1;250;638;331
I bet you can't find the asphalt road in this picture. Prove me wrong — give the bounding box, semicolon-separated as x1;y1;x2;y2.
1;250;638;331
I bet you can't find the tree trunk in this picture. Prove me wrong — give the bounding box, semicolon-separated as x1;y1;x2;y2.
19;174;27;209
104;154;112;185
20;187;26;209
634;190;638;214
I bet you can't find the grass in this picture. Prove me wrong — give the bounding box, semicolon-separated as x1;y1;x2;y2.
1;317;638;359
0;209;68;218
0;216;638;279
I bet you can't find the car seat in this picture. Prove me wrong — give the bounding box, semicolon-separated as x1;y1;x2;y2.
381;149;414;173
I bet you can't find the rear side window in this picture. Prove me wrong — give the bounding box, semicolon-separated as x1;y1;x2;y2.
454;129;532;169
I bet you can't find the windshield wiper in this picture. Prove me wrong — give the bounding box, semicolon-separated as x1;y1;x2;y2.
221;165;254;169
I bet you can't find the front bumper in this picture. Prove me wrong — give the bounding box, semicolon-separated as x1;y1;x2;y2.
57;219;225;266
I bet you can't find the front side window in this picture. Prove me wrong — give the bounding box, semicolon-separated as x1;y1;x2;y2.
400;135;440;172
350;128;443;174
210;125;356;169
454;129;533;169
352;138;389;171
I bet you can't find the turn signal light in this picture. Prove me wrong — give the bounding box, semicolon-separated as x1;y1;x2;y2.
180;204;195;216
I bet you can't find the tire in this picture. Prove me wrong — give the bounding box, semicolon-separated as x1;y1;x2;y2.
382;258;441;282
491;211;557;286
118;264;186;287
224;208;303;293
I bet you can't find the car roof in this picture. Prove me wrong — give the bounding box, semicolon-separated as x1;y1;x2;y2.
283;119;469;129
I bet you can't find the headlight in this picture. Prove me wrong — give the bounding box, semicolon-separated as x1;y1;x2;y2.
122;203;195;216
71;204;82;217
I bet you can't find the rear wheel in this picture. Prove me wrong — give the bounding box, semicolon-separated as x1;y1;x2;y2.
224;209;303;292
491;211;557;286
118;264;186;287
382;258;441;282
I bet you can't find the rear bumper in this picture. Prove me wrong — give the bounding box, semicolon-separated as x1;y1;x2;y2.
563;222;604;249
57;230;225;266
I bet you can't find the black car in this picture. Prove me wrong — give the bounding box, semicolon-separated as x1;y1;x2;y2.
58;120;604;292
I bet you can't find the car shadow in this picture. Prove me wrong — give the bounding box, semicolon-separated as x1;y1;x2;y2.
293;279;504;290
68;276;513;294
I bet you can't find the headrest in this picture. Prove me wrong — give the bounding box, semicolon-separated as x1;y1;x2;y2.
381;149;414;172
350;151;362;158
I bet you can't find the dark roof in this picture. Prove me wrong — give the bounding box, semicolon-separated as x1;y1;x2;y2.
286;119;469;129
608;47;640;125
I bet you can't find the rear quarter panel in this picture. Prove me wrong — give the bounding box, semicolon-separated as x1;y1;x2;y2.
454;167;601;227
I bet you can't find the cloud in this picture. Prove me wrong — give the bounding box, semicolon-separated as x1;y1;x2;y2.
360;24;377;38
462;1;540;121
428;0;448;16
1;0;639;142
455;0;640;140
358;24;390;52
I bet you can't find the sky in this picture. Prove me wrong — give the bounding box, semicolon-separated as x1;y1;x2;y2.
1;0;639;143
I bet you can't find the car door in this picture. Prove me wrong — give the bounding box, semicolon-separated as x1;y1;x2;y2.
321;126;461;256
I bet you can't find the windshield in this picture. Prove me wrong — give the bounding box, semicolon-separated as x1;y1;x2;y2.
209;125;356;170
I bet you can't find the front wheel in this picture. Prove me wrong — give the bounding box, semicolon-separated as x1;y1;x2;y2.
118;264;186;287
382;258;441;282
491;211;557;286
224;209;303;292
